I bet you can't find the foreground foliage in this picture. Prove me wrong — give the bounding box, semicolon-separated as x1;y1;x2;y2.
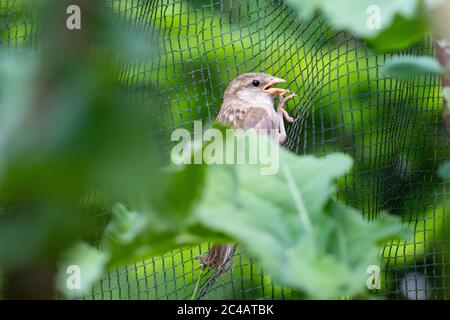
59;131;410;299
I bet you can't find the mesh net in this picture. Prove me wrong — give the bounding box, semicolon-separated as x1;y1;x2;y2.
1;0;449;300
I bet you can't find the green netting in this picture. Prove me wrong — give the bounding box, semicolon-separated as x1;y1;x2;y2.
1;0;448;300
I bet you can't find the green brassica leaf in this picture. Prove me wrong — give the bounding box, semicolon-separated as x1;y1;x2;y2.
195;137;410;298
383;55;448;79
56;243;109;299
58;131;410;299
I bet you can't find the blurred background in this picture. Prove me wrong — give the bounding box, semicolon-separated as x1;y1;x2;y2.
0;0;449;299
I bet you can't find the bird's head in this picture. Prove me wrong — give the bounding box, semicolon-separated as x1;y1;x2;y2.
223;72;290;106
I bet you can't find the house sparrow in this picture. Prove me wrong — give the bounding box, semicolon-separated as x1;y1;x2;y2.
216;72;296;143
198;73;296;290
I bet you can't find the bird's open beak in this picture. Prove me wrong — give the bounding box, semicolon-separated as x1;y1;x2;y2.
263;77;290;95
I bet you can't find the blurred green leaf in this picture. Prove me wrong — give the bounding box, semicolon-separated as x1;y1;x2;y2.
96;157;217;270
383;55;448;79
102;16;158;61
56;243;109;299
438;160;450;180
365;14;427;52
285;0;435;52
285;0;420;38
0;0;161;298
104;204;149;245
443;87;450;108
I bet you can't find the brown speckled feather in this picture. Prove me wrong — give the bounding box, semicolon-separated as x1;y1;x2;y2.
216;104;276;130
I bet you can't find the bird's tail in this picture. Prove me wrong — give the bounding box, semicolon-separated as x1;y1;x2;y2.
196;244;235;299
200;244;235;269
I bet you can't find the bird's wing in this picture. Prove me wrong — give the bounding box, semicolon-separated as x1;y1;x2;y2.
217;105;275;130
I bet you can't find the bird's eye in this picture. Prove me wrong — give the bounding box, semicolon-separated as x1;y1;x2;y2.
252;80;260;87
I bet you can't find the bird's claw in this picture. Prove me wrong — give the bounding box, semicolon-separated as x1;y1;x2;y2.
275;91;297;144
281;109;295;123
277;93;296;123
280;93;297;103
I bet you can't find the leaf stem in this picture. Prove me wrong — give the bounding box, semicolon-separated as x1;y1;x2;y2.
282;165;312;233
191;267;204;300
